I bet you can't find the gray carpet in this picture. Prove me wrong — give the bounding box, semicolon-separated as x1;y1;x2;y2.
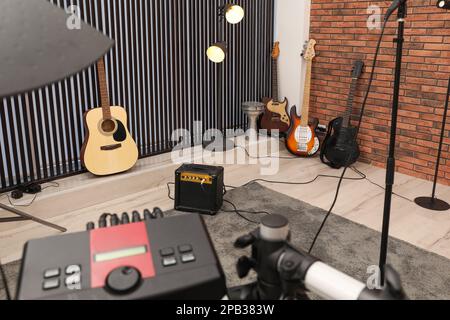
2;182;449;300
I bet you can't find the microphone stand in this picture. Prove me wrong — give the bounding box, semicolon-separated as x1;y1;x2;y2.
414;77;450;212
379;1;407;285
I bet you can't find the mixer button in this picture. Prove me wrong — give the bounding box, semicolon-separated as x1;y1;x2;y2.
162;256;177;267
181;253;196;264
43;279;60;291
178;244;192;253
160;247;175;257
44;268;60;279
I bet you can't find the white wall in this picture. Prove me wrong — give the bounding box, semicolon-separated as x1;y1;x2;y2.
274;0;311;115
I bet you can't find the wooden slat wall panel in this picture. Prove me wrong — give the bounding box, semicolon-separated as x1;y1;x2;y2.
0;0;274;192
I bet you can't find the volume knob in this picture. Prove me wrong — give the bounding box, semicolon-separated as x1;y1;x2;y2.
106;266;141;295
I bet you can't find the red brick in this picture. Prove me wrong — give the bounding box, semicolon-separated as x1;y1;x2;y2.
309;0;450;186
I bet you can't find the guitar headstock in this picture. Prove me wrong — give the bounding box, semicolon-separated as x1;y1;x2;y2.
302;39;317;61
272;42;280;59
351;60;365;79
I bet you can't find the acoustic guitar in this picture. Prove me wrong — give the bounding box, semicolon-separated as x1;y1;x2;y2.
321;60;364;169
286;39;320;157
81;57;138;176
260;42;290;134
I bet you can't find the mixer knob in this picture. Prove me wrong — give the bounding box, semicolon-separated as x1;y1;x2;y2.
110;214;120;226
143;209;153;220
121;212;130;224
132;211;141;223
153;208;164;219
106;266;141;295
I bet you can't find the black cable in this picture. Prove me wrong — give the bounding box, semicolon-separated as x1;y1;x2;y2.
221;199;259;224
236;145;299;160
308;167;348;254
352;166;413;203
234;170;366;189
0;182;60;208
0;261;11;301
166;181;270;225
308;18;389;254
167;182;175;201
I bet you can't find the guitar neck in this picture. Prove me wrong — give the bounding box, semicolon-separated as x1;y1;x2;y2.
271;59;279;102
96;57;111;120
342;78;358;128
300;60;312;127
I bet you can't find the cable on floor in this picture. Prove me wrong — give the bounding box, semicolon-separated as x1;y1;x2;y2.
0;182;60;208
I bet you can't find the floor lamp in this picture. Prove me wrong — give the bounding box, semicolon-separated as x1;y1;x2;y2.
0;0;114;232
203;3;245;152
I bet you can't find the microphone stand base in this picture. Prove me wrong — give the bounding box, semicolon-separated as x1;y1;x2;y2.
414;197;450;212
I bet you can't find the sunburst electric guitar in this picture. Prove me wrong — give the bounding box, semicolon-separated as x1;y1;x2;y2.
286;40;320;157
81;58;138;176
260;42;290;134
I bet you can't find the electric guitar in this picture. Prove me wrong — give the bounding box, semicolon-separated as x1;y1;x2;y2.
286;40;320;157
320;60;364;169
81;57;138;176
260;42;290;134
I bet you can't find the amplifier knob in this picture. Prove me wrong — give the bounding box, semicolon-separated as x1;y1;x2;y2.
106;266;141;295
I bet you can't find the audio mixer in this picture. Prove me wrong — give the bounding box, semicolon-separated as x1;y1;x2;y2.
16;209;226;300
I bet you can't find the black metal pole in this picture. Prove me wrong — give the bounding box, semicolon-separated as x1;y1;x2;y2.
218;7;224;135
432;77;449;199
379;2;407;286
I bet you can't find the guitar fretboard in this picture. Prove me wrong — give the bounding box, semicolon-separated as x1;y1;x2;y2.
300;60;312;127
96;57;111;120
271;58;279;102
342;78;358;128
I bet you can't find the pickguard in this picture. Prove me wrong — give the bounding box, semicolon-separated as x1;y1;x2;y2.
267;100;290;125
113;120;127;142
294;126;319;155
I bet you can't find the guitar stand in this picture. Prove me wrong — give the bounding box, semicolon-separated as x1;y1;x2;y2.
414;76;450;212
0;202;67;233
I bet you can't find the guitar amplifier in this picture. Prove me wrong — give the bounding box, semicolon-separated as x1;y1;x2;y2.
16;212;226;300
175;164;224;215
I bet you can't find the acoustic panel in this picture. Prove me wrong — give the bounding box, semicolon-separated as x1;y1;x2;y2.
0;0;274;192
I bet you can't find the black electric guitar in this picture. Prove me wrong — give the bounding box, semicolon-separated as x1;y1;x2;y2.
321;60;364;169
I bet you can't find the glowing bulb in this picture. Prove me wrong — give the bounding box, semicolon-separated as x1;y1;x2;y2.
225;5;245;24
207;43;227;63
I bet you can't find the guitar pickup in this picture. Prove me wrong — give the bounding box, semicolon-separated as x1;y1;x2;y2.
100;144;122;151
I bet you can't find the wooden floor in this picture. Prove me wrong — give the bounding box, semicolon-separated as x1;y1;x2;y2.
1;137;449;264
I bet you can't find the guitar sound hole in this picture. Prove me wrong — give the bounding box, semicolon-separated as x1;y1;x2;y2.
101;119;116;133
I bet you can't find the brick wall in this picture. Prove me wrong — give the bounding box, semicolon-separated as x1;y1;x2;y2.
309;0;450;185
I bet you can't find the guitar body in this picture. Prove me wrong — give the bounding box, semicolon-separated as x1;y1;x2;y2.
260;97;290;133
321;117;360;169
286;39;320;157
81;106;138;176
260;42;290;134
320;60;364;169
286;108;320;157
